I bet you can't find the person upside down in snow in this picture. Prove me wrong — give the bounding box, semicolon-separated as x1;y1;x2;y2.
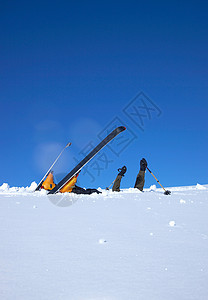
41;158;147;194
112;158;147;192
41;171;101;194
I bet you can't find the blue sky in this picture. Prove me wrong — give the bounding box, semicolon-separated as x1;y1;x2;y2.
0;0;207;189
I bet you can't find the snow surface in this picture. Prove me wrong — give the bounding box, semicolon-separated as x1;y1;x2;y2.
0;183;208;300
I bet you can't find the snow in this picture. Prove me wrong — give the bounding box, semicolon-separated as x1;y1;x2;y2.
149;184;157;191
0;183;208;300
196;183;206;190
168;220;176;227
0;181;38;193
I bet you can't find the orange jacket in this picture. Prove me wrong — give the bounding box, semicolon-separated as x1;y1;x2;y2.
42;172;79;193
60;173;79;193
41;172;56;190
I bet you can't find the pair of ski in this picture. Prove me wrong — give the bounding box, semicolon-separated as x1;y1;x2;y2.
35;126;126;194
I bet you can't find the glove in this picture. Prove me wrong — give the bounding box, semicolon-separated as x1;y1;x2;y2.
140;158;147;171
118;166;127;176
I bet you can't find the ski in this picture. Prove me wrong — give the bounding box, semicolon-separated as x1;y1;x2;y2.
48;126;126;194
35;142;72;191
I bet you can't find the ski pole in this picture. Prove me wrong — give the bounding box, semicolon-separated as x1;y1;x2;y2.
146;167;171;195
35;142;72;191
106;179;115;190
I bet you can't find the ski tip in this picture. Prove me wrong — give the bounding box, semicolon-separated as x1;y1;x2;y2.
118;126;126;132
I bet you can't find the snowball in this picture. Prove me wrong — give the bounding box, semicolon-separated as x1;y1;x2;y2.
99;239;107;244
180;199;186;204
169;221;176;227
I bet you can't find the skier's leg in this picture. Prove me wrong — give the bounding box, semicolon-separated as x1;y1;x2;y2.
112;166;127;192
134;170;145;191
134;158;147;191
112;175;122;192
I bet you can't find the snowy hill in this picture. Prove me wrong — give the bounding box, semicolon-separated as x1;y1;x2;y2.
0;183;208;300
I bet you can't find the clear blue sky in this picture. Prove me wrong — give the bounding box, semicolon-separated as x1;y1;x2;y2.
0;0;207;189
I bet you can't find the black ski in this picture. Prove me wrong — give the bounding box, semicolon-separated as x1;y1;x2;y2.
48;126;126;194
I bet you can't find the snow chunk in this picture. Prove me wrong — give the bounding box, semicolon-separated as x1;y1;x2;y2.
0;182;38;194
26;181;37;192
99;239;107;244
0;183;10;192
180;199;186;204
169;220;176;227
9;186;19;192
149;185;157;191
196;183;206;190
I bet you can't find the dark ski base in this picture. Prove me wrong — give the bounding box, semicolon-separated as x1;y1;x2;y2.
48;126;126;194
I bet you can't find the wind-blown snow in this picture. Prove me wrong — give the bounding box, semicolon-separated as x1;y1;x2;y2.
0;183;208;300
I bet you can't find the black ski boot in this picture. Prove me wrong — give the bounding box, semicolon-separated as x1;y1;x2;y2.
118;166;127;176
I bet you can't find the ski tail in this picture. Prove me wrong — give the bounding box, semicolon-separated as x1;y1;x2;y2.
48;126;126;194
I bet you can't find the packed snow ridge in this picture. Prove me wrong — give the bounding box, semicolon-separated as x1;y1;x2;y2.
0;181;207;194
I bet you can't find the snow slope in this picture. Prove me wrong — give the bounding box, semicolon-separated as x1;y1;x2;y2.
0;183;208;300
